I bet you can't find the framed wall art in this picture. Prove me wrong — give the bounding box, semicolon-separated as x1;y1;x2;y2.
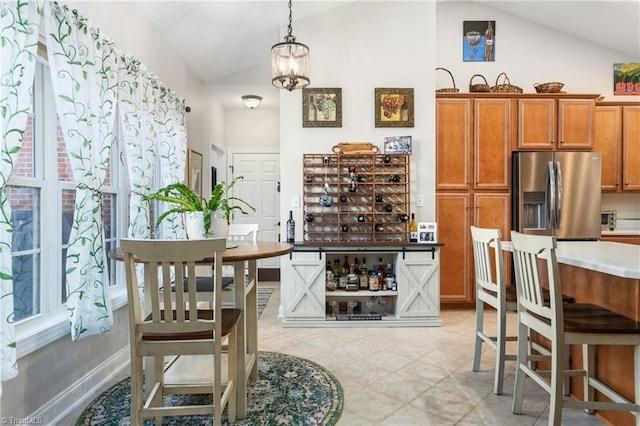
302;87;342;127
187;149;203;196
463;20;495;62
613;63;640;95
375;88;414;128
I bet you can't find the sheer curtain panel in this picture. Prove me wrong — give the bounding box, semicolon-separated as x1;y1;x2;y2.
45;2;118;341
0;0;41;392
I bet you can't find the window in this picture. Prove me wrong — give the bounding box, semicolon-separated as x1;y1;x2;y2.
9;49;127;355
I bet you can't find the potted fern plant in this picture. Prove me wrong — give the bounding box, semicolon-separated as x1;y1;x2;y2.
144;176;255;238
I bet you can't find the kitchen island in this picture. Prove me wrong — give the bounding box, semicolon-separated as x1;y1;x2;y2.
503;240;640;425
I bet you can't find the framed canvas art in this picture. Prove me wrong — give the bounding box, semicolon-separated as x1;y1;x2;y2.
187;149;203;196
463;21;495;62
302;88;342;127
375;88;414;128
614;63;640;95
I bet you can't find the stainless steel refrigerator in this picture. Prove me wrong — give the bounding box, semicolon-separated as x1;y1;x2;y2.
512;151;601;240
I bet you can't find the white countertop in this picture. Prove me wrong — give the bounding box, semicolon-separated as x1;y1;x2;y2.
501;241;640;279
601;229;640;236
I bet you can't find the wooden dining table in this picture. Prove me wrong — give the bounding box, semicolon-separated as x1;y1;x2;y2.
109;240;294;419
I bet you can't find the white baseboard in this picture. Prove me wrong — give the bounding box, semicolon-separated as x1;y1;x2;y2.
32;346;130;424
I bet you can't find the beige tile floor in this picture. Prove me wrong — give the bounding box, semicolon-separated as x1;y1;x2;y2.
60;282;606;425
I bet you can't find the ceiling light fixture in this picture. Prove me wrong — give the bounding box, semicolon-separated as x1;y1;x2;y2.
241;95;263;109
271;0;310;91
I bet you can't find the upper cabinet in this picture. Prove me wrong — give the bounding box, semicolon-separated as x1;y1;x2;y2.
435;98;471;191
622;105;640;191
436;97;512;191
594;105;622;191
595;103;640;192
517;97;595;151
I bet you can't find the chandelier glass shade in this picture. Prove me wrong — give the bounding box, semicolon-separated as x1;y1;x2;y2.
271;0;310;91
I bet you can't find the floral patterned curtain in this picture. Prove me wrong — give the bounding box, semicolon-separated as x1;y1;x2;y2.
45;2;118;341
118;57;156;241
0;0;41;393
154;83;187;239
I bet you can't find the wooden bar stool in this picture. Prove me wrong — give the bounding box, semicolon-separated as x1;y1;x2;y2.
510;231;640;426
470;226;518;395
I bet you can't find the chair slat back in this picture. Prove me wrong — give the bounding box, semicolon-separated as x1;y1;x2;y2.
470;226;504;295
228;223;259;241
121;238;226;336
510;231;563;323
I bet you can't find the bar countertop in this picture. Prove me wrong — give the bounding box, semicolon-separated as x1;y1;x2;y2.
501;241;640;279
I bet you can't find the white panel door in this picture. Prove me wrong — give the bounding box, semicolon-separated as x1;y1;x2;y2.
231;152;280;268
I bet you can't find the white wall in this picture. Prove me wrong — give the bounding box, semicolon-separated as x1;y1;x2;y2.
436;1;640;102
66;1;215;177
280;1;437;241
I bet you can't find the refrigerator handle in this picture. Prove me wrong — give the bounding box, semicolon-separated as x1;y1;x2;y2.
547;161;556;230
555;160;562;229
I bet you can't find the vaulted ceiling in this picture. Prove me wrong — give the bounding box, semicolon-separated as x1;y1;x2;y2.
132;1;640;109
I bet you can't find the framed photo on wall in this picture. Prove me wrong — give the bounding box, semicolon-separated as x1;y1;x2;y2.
187;149;203;196
375;88;414;128
302;87;342;127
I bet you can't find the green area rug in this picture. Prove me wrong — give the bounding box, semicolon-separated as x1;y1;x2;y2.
76;351;343;425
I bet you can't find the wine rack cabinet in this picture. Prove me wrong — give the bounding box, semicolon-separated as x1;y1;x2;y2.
302;153;410;243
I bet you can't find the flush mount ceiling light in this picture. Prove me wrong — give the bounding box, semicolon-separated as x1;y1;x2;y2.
271;0;310;91
241;95;263;109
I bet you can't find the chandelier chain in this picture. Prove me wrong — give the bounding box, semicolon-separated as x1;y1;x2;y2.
287;0;293;36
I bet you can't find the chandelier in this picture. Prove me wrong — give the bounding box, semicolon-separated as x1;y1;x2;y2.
271;0;310;91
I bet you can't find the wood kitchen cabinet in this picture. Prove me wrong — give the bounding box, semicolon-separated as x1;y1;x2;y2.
473;98;514;190
594;105;622;191
436;97;512;191
594;103;640;192
435;98;471;191
436;192;510;306
622;105;640;191
517;96;596;151
436;94;513;306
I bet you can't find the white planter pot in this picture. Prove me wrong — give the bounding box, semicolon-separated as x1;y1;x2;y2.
210;211;229;239
185;211;206;239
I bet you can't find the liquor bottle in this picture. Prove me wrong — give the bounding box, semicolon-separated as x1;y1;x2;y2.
375;223;385;232
354;257;361;274
359;259;369;290
385;262;396;291
369;269;379;291
377;258;386;278
343;256;350;273
286;210;295;243
334;258;343;276
410;213;418;243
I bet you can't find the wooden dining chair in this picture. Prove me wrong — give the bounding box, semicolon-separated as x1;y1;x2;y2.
121;238;242;425
470;226;518;395
510;231;640;425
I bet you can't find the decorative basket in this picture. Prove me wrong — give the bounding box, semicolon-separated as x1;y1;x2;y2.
469;74;491;92
491;72;523;93
534;82;564;93
435;67;460;93
332;142;379;155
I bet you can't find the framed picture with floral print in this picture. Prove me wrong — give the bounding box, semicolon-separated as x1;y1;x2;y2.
187;149;203;196
375;88;414;128
302;87;342;127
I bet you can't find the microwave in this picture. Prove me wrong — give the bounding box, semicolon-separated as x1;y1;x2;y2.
601;210;617;231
